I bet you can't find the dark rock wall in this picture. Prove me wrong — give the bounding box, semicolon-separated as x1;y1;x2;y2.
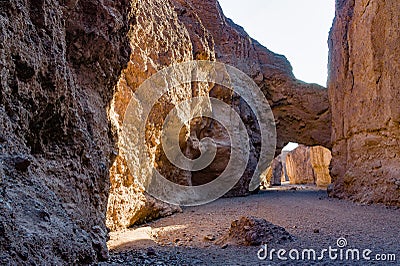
0;0;132;263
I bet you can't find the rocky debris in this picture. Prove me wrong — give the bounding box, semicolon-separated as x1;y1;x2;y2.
12;156;31;172
328;0;400;206
98;248;205;266
146;247;156;256
286;145;332;187
203;235;216;241
0;161;4;183
217;216;293;246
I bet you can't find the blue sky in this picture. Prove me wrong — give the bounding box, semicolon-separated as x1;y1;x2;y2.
218;0;335;87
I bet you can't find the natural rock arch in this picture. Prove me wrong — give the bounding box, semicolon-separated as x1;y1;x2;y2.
106;0;331;232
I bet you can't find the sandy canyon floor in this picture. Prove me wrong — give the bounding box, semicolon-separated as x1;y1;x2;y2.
99;184;400;265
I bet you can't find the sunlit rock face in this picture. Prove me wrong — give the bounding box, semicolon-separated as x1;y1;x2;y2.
310;146;332;187
107;0;330;229
286;145;315;185
106;0;332;231
0;0;132;264
106;0;194;231
285;145;332;186
261;156;283;188
328;0;400;205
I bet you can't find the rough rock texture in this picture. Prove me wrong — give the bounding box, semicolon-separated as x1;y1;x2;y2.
328;0;400;205
217;216;293;246
286;145;332;186
310;146;332;187
106;0;192;231
0;0;132;264
181;0;332;154
286;145;315;185
261;156;283;188
107;0;332;230
0;0;333;263
280;150;290;181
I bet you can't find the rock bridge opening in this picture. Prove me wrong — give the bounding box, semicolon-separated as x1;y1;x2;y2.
105;0;333;233
261;142;332;191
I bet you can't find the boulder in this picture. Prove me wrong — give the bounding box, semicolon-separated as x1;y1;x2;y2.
217;216;294;246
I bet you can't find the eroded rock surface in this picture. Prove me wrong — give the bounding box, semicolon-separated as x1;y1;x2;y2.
261;156;283;188
310;146;332;187
286;145;331;187
286;145;315;185
1;0;332;263
107;0;332;230
0;0;132;264
328;0;400;205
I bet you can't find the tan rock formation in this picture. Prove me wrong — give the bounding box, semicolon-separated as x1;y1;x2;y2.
179;0;332;154
310;146;332;187
261;156;283;188
328;0;400;205
279;150;290;182
286;145;315;185
286;145;332;186
106;0;193;230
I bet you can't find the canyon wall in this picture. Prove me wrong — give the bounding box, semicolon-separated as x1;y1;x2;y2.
310;146;332;187
328;0;400;205
262;156;283;187
0;0;133;264
1;0;332;263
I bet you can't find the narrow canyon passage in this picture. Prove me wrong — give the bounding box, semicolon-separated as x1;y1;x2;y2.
1;0;399;264
102;186;400;265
